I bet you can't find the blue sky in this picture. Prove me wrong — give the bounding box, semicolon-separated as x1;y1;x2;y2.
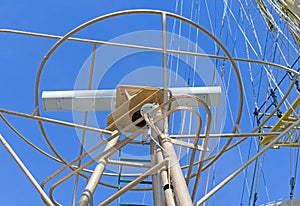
0;1;299;205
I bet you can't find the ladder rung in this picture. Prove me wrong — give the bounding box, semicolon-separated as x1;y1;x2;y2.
261;94;300;145
282;118;298;122
119;158;151;163
273;142;300;147
119;179;152;184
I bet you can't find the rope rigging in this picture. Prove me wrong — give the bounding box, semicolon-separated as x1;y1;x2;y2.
234;1;300;204
3;0;300;204
290;145;300;200
290;176;295;199
270;88;283;118
253;192;258;206
255;54;300;124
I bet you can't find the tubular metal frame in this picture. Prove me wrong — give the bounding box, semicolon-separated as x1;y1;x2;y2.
1;8;300;206
32;10;244;174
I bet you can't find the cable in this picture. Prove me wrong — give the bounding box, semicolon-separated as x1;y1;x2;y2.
256;54;300;122
290;145;300;199
247;144;260;206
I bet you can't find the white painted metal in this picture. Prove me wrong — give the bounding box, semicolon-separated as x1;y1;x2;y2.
78;133;120;206
0;134;54;206
150;141;164;206
262;198;300;206
143;103;193;206
42;89;116;112
42;86;221;112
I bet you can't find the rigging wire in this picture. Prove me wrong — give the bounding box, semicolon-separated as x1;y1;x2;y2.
236;1;270;204
225;2;271;203
256;54;300;123
226;1;293;107
207;1;258;204
175;0;184;81
241;1;300;203
254;0;299;53
253;31;270;128
290;137;300;200
253;152;266;205
247;144;261;206
3;3;300;205
167;0;180;168
229;0;298;204
167;0;180;81
293;148;299;198
184;0;196;86
184;0;196;175
205;0;229;204
264;0;300;37
253;18;270;204
239;0;292;113
251;5;300;121
238;3;257;204
168;0;185;166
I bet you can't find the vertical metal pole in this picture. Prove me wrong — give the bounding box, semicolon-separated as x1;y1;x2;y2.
160;134;193;206
155;146;176;206
0;134;54;206
162;12;169;135
144;104;192;205
72;42;97;206
160;17;188;204
144;103;175;206
77;132;119;206
150;140;164;206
